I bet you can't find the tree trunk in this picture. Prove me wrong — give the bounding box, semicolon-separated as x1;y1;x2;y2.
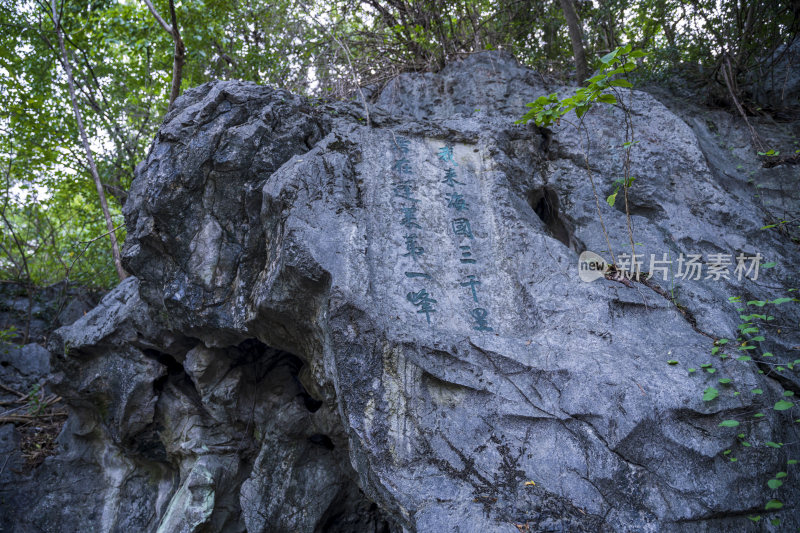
142;0;185;110
559;0;589;84
52;0;127;281
167;0;185;109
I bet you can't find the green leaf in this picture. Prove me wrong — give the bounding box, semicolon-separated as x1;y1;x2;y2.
703;387;719;401
606;192;617;207
775;472;787;478
599;50;617;64
784;391;795;397
771;297;795;305
767;479;783;489
747;300;766;307
788;460;798;465
667;360;678;365
762;261;777;268
609;79;633;88
629;49;646;58
752;389;763;395
688;368;696;373
719;419;739;427
764;499;783;510
737;356;752;361
711;347;719;355
751;336;765;342
765;441;783;448
774;400;794;411
754;413;765;418
718;378;732;384
596;94;617;105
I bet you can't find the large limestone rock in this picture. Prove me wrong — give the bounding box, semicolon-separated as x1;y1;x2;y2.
7;52;799;531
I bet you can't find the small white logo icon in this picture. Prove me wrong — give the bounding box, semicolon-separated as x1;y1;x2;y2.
578;251;609;282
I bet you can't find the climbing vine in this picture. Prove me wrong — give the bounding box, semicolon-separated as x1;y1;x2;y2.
671;290;799;526
713;292;799;525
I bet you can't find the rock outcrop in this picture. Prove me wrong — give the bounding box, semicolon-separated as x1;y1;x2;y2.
3;52;799;532
0;282;102;345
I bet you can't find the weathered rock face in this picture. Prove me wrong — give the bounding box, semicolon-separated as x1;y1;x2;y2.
0;281;102;345
748;41;800;113
6;52;799;531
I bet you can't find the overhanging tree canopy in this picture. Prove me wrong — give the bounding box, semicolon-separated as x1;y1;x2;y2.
1;0;797;288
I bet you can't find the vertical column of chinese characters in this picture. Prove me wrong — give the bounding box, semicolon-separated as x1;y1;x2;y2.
438;143;493;333
393;136;437;325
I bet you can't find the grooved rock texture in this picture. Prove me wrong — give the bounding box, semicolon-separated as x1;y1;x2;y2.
4;52;799;532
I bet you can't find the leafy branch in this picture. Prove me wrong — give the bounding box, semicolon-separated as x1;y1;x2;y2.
517;44;647;266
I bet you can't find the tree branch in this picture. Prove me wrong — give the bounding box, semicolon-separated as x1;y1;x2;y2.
141;0;184;109
167;0;185;109
51;0;127;281
141;0;173;35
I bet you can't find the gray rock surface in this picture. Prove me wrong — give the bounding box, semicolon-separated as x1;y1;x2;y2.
4;52;799;532
748;41;800;113
0;281;103;345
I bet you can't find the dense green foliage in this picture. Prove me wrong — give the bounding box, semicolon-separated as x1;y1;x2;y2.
0;0;798;288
